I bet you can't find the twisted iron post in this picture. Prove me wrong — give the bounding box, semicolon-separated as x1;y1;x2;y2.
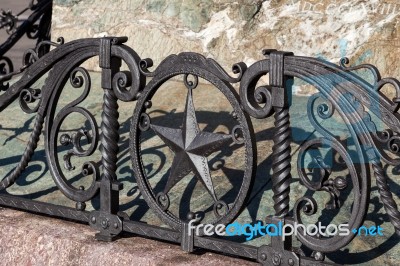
371;157;400;235
262;51;295;262
95;38;123;241
99;87;120;213
269;51;294;217
272;106;291;216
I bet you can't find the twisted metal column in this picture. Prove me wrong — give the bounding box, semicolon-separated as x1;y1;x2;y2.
272;107;291;216
371;158;400;235
92;38;124;241
269;51;294;217
99;88;120;213
259;51;296;265
100;89;119;182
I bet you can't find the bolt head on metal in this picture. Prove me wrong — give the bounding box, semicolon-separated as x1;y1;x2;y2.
334;176;347;190
187;212;195;220
144;100;152;109
59;134;71;146
272;253;281;266
314;251;324;261
101;219;109;229
75;201;86;211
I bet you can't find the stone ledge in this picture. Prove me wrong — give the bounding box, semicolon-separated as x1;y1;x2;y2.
0;208;255;265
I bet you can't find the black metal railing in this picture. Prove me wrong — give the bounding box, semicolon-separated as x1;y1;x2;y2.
0;36;399;266
0;0;52;90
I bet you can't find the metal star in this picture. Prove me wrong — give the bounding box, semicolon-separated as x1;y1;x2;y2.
150;88;232;201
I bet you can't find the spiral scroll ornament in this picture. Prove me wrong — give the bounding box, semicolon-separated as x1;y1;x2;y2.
46;67;100;203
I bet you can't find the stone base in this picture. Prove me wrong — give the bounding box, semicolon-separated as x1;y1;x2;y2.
0;208;255;265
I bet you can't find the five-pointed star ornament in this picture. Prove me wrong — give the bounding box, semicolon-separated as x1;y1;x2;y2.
150;88;233;202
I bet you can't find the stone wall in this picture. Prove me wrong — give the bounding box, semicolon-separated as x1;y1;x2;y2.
52;0;400;94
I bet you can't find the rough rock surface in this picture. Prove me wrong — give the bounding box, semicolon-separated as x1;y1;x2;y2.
0;208;255;265
52;0;400;95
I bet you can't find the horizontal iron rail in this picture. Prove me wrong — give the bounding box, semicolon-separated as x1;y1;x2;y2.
1;36;400;265
0;192;335;265
0;193;90;223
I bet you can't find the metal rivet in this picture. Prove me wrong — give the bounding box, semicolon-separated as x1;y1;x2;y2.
272;253;281;265
59;134;71;146
101;219;109;229
288;258;294;266
144;100;152;109
114;222;118;229
187;212;195;220
91;216;96;224
260;253;267;261
334;176;347;190
314;251;324;261
75;202;86;211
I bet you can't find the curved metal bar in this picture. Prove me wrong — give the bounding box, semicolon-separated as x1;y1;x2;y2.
43;41;144;202
286;59;370;252
286;55;400;251
130;51;256;233
0;0;52;58
141;52;247;84
0;36;399;264
0;37;145;203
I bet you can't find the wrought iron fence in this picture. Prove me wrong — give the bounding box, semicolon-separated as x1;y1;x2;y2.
0;35;399;265
0;0;52;89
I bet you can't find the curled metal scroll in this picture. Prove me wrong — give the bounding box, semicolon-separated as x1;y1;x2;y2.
294;55;400;250
295;137;360;251
239;55;372;252
46;67;100;203
0;56;13;91
131;52;256;233
111;44;145;102
239;60;274;119
0;37;145;199
291;58;370;252
43;40;144;202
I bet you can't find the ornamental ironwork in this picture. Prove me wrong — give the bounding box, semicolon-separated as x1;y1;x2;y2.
0;36;399;265
0;0;52;90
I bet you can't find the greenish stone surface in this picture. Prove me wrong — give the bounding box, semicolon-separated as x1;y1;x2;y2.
54;0;85;7
0;71;399;265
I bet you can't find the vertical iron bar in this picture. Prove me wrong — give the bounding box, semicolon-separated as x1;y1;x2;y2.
371;156;400;234
270;51;293;217
265;51;295;259
95;38;122;241
272;106;291;217
99;87;120;214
